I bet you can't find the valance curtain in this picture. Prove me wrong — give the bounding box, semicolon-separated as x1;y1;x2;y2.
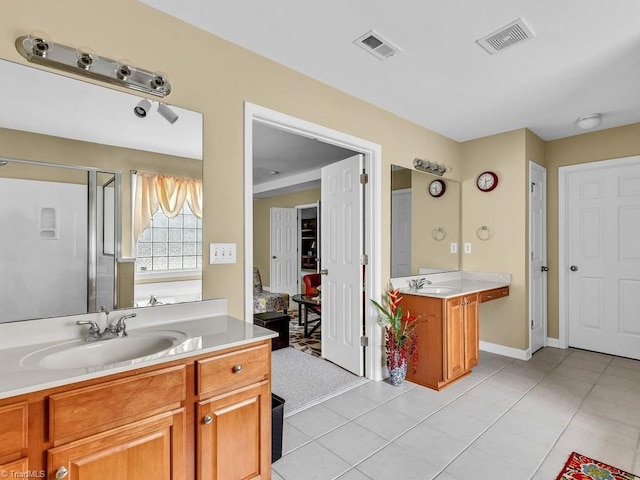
133;172;203;242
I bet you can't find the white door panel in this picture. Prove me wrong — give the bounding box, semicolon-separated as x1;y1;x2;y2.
529;163;547;354
321;154;364;375
566;158;640;359
270;207;297;300
391;189;411;277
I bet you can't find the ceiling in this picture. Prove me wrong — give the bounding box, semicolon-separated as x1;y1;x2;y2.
141;0;640;144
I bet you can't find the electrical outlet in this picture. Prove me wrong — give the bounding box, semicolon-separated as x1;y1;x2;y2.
209;243;237;264
450;242;457;254
464;243;472;254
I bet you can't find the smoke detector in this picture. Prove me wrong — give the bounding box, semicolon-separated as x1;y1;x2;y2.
476;18;535;55
354;30;402;61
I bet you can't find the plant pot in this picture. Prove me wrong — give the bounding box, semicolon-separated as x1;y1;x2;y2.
388;351;407;386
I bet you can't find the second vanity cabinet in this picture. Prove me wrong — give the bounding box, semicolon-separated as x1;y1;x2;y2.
0;339;272;480
400;286;508;390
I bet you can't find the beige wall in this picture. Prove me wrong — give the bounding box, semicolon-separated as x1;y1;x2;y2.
460;130;529;349
253;189;321;286
0;0;460;320
411;174;461;272
545;123;640;339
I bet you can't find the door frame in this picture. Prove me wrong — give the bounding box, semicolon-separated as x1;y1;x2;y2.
558;155;640;349
528;161;547;353
243;102;383;381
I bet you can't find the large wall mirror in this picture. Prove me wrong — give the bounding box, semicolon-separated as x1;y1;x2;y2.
391;165;461;277
0;59;203;323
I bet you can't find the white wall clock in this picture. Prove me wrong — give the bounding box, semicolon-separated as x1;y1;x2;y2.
428;179;446;198
476;171;498;192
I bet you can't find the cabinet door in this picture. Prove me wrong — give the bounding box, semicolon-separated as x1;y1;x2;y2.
48;409;185;480
197;381;270;480
464;296;479;370
445;297;466;380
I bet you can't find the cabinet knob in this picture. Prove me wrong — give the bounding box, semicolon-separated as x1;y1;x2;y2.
232;364;243;373
203;414;213;425
55;467;69;479
486;295;492;300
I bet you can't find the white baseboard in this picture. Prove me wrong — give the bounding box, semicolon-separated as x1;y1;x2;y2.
479;341;531;360
546;337;562;348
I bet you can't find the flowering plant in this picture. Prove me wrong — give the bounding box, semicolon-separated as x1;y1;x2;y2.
371;289;419;373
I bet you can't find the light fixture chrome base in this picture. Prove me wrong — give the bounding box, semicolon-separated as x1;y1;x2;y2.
413;158;446;176
15;35;171;97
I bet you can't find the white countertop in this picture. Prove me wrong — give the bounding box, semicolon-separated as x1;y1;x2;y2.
0;300;277;400
390;271;510;299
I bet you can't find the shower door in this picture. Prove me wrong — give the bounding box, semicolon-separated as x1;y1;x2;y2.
0;159;119;323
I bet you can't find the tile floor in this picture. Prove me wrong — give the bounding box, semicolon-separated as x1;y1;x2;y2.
272;347;640;480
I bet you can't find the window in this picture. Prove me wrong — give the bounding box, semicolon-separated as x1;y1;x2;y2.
136;203;202;274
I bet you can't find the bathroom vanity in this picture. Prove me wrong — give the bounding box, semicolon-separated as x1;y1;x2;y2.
393;272;510;390
0;300;276;480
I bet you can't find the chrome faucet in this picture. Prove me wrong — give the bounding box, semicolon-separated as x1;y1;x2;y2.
77;313;137;341
408;277;431;291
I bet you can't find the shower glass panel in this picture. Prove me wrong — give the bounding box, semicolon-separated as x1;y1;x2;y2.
0;159;119;323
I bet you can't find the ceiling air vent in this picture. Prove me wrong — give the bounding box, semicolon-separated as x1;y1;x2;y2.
354;30;402;61
476;18;535;55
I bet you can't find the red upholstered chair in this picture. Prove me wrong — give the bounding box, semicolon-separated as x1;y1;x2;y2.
303;273;321;296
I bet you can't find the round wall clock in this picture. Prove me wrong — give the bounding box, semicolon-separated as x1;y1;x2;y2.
428;179;446;198
476;171;499;192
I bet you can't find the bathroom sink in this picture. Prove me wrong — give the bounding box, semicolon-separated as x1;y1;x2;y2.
20;330;190;370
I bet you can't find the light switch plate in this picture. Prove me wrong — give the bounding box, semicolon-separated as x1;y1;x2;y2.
210;243;237;264
450;242;458;254
464;243;472;254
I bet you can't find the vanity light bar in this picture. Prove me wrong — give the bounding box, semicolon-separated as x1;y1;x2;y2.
413;158;446;176
15;34;171;97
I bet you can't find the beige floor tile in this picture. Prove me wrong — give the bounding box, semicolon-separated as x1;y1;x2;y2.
567;411;640;449
273;441;351;480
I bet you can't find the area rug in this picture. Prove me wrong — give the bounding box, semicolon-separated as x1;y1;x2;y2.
288;314;321;358
271;347;368;417
556;452;640;480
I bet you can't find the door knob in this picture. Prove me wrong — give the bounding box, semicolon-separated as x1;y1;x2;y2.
541;266;549;272
570;265;579;272
55;467;69;479
320;269;328;275
272;255;276;259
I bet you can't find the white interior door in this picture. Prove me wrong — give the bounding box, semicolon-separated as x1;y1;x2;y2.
321;154;364;375
270;207;298;300
391;189;411;277
529;162;547;354
565;156;640;359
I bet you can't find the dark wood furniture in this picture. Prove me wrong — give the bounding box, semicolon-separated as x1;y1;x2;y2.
291;294;321;337
254;312;290;350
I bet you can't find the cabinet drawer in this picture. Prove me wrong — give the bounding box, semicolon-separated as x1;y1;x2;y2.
50;365;186;445
197;342;270;395
479;286;509;303
0;402;27;462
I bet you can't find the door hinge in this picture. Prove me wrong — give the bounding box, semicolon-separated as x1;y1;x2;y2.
360;173;369;185
360;336;369;347
360;254;368;265
531;319;534;329
531;182;535;193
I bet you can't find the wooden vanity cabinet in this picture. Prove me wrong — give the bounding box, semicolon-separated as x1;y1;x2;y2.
400;293;479;390
196;341;271;480
0;339;272;480
0;401;29;475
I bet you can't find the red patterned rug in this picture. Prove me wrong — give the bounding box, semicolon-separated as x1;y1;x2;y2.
557;452;640;480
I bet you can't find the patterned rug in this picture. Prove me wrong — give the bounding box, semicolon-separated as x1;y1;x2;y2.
288;313;321;358
556;452;640;480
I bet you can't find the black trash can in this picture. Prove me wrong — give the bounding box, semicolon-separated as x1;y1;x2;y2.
271;393;285;462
